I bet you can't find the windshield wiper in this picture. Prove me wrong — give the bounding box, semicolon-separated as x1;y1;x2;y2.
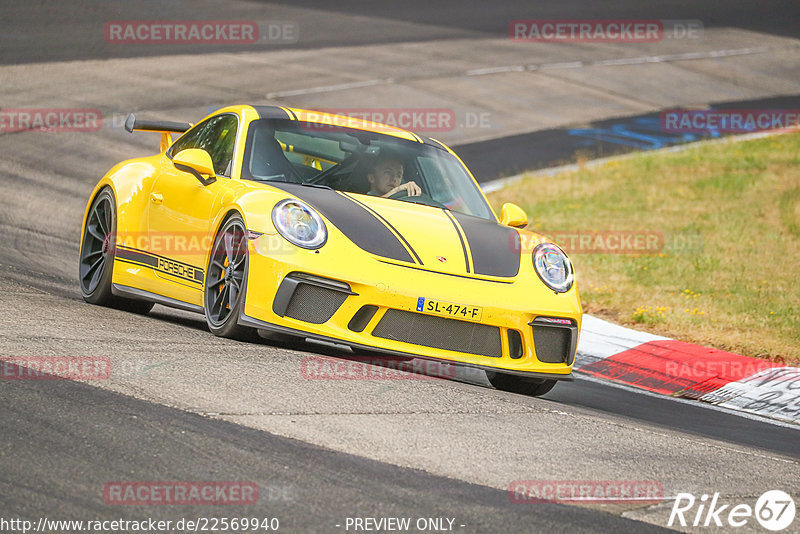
300;182;332;190
250;174;299;183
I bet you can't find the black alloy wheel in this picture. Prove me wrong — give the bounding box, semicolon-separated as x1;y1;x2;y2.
79;187;153;313
204;214;257;340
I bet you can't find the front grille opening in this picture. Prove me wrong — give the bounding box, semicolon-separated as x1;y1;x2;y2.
532;325;572;364
285;283;348;324
372;308;502;358
348;305;378;332
507;329;523;359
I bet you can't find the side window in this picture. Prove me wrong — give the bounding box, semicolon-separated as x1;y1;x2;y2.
169;114;238;176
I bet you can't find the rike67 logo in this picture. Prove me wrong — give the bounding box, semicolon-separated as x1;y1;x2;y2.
669;490;795;531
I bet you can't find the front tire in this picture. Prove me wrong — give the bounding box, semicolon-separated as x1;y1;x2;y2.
487;371;557;397
79;187;153;314
204;214;258;341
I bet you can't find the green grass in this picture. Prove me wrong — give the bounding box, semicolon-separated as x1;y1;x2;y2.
488;133;800;364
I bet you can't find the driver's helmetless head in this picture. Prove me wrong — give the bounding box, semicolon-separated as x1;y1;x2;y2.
367;157;404;196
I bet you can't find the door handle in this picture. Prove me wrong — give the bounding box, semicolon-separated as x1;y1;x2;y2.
150;193;163;205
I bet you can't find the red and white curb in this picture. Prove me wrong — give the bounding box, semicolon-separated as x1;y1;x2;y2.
575;315;800;425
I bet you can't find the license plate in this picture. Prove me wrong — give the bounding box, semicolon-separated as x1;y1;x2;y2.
416;297;482;322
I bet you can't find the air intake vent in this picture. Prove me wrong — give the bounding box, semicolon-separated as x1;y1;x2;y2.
530;317;577;364
349;305;378;332
273;273;354;324
372;309;502;358
285;283;348;324
507;329;523;359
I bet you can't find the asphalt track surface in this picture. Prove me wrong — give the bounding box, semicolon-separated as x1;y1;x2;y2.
2;362;670;533
2;1;798;64
1;2;799;533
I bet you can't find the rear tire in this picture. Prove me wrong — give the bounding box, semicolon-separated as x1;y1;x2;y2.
204;214;258;341
486;371;557;397
79;187;154;314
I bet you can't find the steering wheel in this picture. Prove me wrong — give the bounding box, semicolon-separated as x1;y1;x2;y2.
388;191;447;209
307;154;359;185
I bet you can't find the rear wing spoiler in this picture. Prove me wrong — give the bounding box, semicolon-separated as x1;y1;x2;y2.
124;113;192;152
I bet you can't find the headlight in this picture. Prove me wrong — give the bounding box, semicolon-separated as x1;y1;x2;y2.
271;199;327;249
533;243;574;293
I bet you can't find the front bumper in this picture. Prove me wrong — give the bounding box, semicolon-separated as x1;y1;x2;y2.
241;237;582;379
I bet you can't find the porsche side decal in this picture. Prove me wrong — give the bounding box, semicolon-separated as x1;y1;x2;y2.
116;246;204;286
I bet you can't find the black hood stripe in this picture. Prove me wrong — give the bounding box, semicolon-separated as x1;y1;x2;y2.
252;106;294;120
281;107;298;120
451;212;520;278
344;193;423;265
443;209;471;273
266;182;414;263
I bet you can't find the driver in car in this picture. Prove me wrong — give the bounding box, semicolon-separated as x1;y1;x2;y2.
366;156;422;198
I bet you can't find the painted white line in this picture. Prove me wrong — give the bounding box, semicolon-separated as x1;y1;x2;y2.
708;46;770;57
264;46;771;101
466;65;524;76
577;373;800;431
266;78;393;99
702;367;800;403
592;57;652;66
591;47;769;67
539;61;584;70
700;367;800;425
439;357;799;430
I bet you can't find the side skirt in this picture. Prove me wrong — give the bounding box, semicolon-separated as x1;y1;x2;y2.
112;284;204;314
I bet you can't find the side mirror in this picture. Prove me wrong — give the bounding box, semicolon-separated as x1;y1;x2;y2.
500;202;528;228
173;148;216;185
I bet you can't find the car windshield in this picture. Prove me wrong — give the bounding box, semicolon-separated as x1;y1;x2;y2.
240;119;495;220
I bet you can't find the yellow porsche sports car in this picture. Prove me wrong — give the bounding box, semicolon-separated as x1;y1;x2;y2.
79;105;581;395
